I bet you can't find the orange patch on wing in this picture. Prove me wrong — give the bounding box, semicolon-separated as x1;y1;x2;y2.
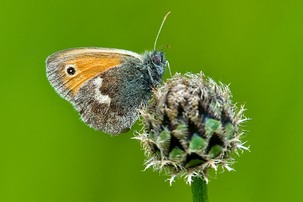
63;55;122;95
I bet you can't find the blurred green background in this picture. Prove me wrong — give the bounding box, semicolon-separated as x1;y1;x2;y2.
1;0;302;201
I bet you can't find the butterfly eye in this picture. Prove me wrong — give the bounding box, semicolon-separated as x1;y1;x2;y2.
151;55;162;65
66;65;76;76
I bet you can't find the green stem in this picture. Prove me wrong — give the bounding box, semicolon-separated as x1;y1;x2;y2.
191;177;208;202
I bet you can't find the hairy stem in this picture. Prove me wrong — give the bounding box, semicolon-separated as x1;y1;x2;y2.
191;177;208;202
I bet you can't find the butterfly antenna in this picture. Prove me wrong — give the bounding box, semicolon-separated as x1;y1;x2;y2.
154;11;171;50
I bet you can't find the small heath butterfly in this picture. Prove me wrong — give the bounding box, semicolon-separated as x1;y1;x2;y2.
46;12;170;135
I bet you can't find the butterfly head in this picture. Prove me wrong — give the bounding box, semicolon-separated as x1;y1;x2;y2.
142;50;167;88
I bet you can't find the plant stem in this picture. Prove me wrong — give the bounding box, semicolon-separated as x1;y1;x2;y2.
191;177;208;202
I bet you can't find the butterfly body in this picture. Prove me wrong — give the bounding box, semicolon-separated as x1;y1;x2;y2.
46;48;166;135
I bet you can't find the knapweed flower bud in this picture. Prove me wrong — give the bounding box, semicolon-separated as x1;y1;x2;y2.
135;72;249;184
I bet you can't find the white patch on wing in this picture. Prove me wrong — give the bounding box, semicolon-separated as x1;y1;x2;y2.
93;77;111;105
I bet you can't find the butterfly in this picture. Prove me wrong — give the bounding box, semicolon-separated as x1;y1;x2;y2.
46;12;170;135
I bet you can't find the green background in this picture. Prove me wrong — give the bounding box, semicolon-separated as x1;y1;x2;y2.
1;0;302;201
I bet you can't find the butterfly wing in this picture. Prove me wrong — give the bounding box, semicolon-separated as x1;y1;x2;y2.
46;48;148;135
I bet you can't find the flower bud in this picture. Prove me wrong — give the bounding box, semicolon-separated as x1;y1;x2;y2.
135;72;249;184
